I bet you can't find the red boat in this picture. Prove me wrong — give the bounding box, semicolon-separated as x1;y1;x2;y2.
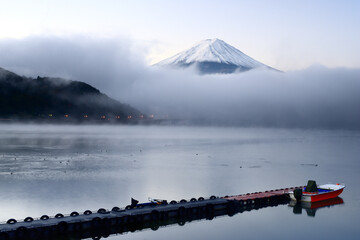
289;180;345;202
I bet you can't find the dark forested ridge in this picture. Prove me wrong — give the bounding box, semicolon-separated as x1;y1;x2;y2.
0;67;142;122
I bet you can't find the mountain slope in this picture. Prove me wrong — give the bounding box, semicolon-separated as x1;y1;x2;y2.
0;67;140;120
156;38;276;74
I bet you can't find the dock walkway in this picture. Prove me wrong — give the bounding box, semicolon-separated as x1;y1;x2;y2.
224;186;304;202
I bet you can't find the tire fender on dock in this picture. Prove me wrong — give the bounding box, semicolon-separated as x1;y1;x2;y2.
57;221;68;233
160;211;169;220
177;206;187;217
97;208;107;214
6;219;17;224
40;215;49;220
72;222;83;232
24;217;34;222
150;210;160;221
28;228;40;239
227;201;236;211
40;227;52;238
205;203;214;214
91;217;102;228
0;232;9;240
84;210;92;215
112;206;120;212
70;211;79;217
16;226;28;239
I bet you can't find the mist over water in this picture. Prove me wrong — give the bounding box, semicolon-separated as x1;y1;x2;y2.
1;36;360;129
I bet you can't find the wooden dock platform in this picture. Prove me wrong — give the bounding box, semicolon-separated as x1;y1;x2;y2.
224;186;305;202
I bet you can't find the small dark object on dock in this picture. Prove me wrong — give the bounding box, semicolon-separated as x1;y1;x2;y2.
294;188;303;201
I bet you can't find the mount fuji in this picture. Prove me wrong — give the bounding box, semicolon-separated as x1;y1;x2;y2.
155;38;277;74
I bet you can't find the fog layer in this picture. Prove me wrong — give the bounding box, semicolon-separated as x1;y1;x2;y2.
1;36;359;128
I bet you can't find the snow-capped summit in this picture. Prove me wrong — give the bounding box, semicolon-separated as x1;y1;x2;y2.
155;38;276;74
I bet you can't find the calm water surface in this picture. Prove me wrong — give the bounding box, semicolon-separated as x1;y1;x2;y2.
0;124;359;239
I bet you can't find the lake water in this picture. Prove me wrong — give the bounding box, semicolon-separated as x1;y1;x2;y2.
0;124;359;239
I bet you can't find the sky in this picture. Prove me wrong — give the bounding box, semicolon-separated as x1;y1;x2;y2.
0;0;359;71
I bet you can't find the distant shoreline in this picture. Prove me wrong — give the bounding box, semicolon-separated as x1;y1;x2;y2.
0;117;184;126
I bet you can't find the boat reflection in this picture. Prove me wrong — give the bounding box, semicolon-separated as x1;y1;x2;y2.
289;197;344;217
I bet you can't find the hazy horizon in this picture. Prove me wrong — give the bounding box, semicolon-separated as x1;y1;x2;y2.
0;35;359;129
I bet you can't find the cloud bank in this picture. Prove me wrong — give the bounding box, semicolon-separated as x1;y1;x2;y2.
0;36;359;129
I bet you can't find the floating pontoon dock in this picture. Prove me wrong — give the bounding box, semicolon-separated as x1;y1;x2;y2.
0;186;304;240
